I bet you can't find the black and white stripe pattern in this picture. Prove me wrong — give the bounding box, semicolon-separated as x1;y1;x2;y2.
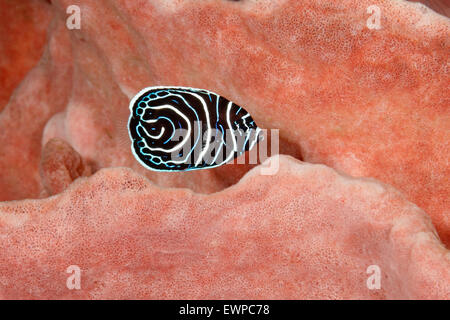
128;86;262;172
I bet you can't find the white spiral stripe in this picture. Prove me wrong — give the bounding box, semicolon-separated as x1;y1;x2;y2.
223;101;238;165
141;104;192;153
178;91;212;167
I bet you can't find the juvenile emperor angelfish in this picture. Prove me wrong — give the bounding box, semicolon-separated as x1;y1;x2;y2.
128;86;263;172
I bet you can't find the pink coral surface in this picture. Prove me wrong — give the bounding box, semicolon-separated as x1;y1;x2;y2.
0;0;449;299
1;156;449;299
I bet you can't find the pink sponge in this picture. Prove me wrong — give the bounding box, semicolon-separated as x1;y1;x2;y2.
0;0;448;299
40;138;92;196
0;156;448;299
0;0;448;245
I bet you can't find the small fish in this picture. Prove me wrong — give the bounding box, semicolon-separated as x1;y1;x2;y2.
128;86;262;171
